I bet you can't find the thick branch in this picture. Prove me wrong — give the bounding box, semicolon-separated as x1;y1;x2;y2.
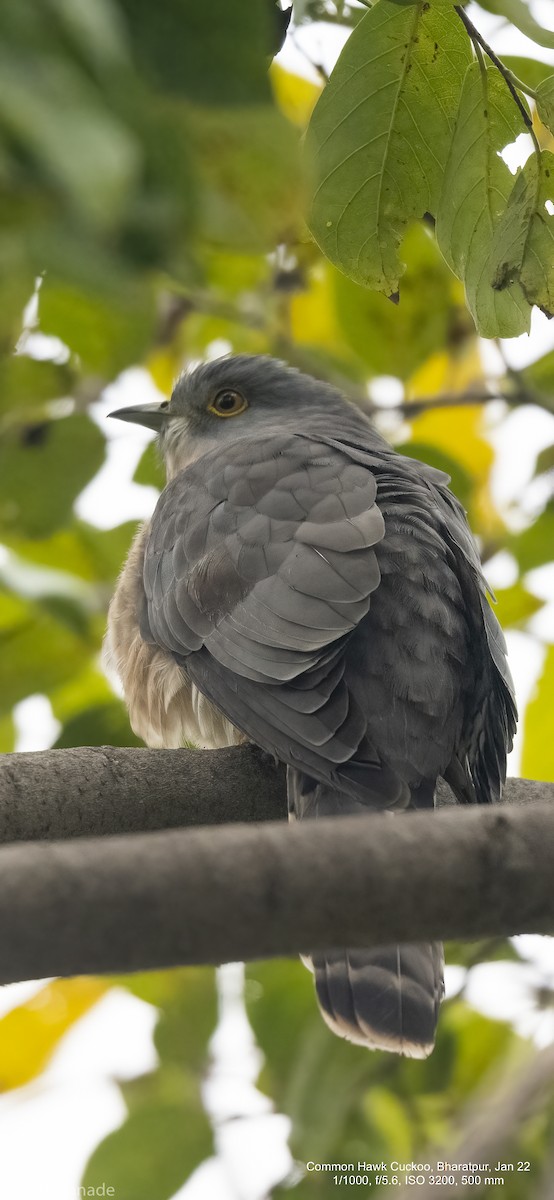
0;797;553;985
0;745;287;842
0;745;543;843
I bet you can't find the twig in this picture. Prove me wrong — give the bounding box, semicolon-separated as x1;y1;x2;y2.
290;31;329;84
454;5;536;128
364;387;532;419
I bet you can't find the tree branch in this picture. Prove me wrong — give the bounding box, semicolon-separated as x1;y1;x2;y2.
0;745;544;843
0;752;551;984
0;745;287;842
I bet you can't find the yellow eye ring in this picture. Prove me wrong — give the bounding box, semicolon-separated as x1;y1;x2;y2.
208;389;248;418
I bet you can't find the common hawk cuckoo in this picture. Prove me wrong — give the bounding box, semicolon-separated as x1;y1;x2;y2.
106;354;516;1058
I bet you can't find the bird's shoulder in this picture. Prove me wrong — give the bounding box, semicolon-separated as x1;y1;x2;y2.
142;429;387;674
147;429;386;558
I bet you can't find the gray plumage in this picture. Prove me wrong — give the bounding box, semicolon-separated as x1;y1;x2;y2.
107;354;516;1057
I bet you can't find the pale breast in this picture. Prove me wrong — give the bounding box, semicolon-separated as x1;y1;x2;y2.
104;523;243;750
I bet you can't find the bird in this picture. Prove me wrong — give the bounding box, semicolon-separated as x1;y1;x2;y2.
106;353;516;1058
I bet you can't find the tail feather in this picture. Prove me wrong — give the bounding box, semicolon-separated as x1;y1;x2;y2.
288;766;444;1056
311;944;444;1057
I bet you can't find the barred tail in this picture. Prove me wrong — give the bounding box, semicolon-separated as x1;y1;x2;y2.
309;943;443;1057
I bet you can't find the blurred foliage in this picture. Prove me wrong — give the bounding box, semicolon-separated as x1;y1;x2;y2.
0;0;553;1196
0;977;108;1091
82;969;216;1200
244;959;554;1198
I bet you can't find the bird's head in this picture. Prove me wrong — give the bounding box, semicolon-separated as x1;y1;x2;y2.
108;354;371;479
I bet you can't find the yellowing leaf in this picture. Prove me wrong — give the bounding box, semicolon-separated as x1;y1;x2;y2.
407;345;484;402
534;103;554;155
146;347;182;397
522;644;554;783
270;64;321;129
406;350;499;531
290;264;344;351
0;978;108;1091
493;584;543;630
412;404;493;481
0;713;15;753
408;357;490;479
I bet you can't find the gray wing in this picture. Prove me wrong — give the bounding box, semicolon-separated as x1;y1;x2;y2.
318;432;516;804
142;431;408;808
431;480;517;804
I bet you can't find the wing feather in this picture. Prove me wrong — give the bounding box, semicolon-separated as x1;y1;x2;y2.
143;432;398;799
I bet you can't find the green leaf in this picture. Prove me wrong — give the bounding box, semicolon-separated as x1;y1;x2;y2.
133;442;164;489
246;960;385;1163
4;520;138;584
117;0;272;105
503;58;554;93
445;1002;517;1098
0;414;105;538
535;443;554;477
0;355;75;415
436;63;530;338
361;1087;413;1160
49;666;116;724
490;150;554;320
307;0;471;295
113;968;200;1010
191;105;303;250
522;644;554;782
0;713;15;753
47;0;130;73
509;503;554;573
0;589;90;715
39;593;90;638
82;1100;211;1200
83;967;216;1200
333;224;472;380
537;76;554;135
522;348;554;408
492;583;543;630
119;1065;198;1116
39;278;156;376
153;967;217;1075
446;937;524;966
53;702;142;749
477;0;554;51
0;52;140;231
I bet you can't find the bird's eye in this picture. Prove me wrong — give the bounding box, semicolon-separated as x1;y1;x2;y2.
208;389;248;418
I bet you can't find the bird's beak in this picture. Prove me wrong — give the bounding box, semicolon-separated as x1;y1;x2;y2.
108;401;170;432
